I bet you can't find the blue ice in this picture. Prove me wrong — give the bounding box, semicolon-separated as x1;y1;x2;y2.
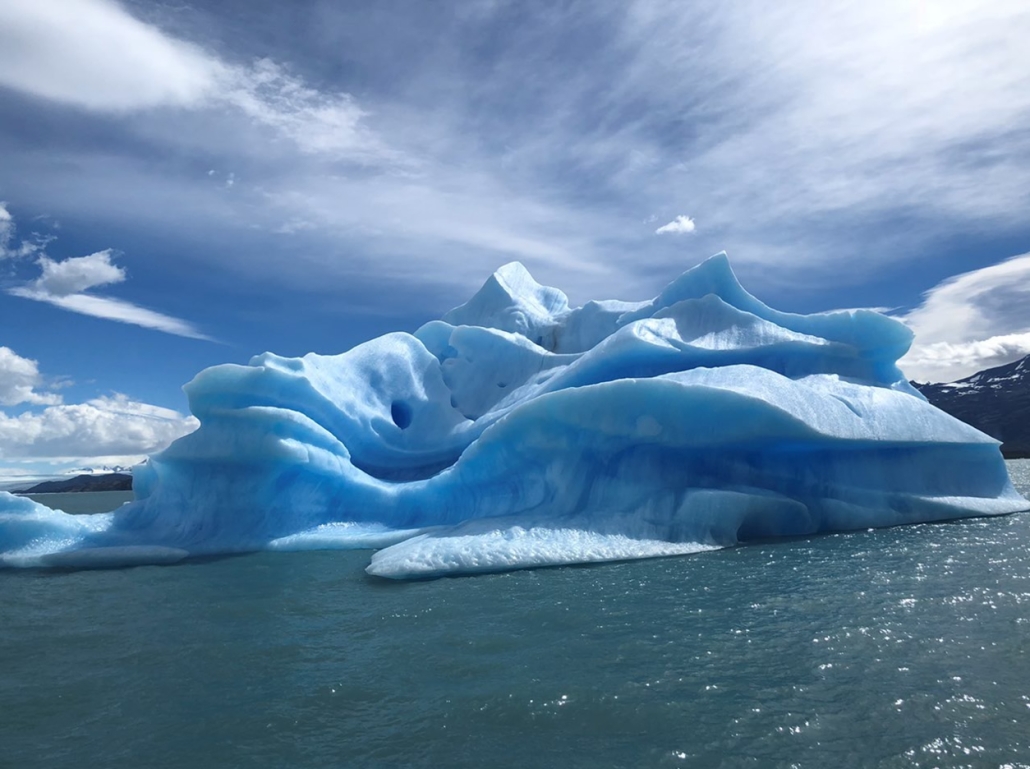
2;254;1027;577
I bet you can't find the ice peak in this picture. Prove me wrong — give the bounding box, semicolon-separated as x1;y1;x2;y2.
613;252;750;328
443;261;569;343
656;252;745;305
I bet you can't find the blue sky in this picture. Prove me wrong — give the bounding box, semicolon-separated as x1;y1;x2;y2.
1;0;1029;478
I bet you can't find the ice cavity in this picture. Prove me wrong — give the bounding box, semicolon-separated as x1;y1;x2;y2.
1;253;1026;577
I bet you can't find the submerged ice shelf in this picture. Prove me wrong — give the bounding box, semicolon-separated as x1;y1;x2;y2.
2;254;1027;577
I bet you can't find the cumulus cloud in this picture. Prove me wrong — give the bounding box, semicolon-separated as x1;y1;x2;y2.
32;250;125;296
655;215;696;235
0;393;198;462
0;347;62;407
0;346;197;468
898;252;1030;382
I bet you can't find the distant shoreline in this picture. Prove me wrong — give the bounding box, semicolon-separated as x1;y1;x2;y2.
14;473;133;495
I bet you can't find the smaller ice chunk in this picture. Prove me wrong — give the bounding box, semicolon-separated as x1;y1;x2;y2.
367;520;717;579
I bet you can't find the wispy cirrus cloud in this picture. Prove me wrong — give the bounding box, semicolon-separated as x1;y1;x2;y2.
614;0;1030;247
1;0;1029;326
221;58;394;162
11;286;213;340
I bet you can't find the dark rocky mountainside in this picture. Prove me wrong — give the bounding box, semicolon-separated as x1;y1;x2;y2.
913;355;1030;459
19;473;133;494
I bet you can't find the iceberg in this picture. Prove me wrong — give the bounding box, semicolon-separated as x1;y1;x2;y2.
2;254;1026;577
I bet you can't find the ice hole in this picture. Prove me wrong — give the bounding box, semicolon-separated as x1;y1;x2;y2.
390;400;413;429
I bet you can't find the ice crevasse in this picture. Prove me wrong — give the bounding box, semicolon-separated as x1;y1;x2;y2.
1;254;1026;577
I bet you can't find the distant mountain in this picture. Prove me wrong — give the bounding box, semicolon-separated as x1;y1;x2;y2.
913;355;1030;459
18;473;133;494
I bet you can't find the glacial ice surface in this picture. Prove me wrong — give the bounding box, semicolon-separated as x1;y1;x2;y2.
2;254;1027;577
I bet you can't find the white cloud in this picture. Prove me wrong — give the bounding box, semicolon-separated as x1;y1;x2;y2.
655;215;696;235
0;347;62;407
32;250;125;296
9;288;212;340
221;59;390;161
3;209;210;340
258;176;616;301
828;305;893;315
0;203;11;254
0;202;43;260
902;332;1030;384
0;0;221;111
618;0;1030;270
1;0;1028;309
898;252;1030;382
897;253;1030;343
0;347;196;469
0;393;198;462
0;0;392;163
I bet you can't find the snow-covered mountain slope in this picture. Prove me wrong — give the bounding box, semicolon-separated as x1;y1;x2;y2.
914;356;1030;458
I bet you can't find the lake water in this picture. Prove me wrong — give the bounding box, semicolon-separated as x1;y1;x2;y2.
2;462;1028;768
23;490;135;515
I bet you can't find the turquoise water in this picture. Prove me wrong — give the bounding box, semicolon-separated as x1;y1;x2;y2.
2;462;1028;768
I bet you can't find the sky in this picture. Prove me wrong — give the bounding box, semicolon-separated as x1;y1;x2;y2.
1;0;1029;479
